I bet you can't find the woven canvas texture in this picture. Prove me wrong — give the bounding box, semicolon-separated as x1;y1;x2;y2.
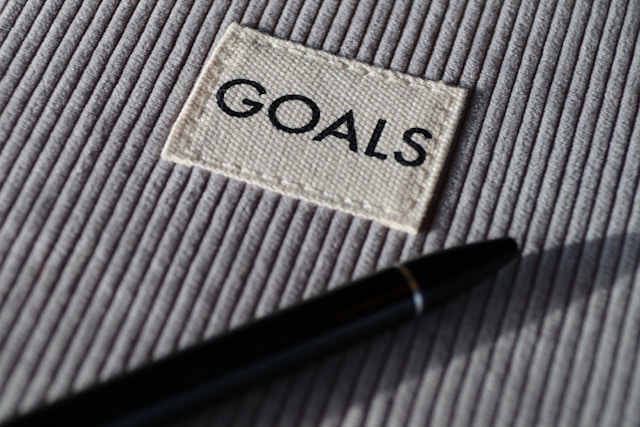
0;1;639;426
163;24;466;233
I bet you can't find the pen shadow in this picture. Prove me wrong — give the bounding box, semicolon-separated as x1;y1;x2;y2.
164;233;639;427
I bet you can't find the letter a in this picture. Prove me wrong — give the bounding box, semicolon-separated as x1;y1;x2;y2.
313;110;358;153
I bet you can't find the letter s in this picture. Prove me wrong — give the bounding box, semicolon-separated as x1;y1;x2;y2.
394;128;431;167
216;79;266;118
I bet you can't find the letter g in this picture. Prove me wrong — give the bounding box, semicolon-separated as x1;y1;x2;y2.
216;79;266;118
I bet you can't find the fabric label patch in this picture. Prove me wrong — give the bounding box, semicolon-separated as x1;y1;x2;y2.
162;24;467;233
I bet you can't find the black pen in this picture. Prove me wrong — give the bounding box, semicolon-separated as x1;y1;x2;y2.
2;238;518;427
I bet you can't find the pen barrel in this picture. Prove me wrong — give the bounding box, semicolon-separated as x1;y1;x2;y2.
3;268;416;427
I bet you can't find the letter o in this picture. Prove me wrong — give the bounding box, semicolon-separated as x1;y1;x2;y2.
268;94;320;134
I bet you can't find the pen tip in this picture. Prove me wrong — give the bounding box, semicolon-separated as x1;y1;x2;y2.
404;238;519;307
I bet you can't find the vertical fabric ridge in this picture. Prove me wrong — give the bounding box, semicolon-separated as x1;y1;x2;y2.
238;0;269;28
423;2;465;82
536;1;626;424
288;1;325;45
450;0;584;419
326;220;373;287
558;2;639;424
8;0;188;406
226;194;292;326
318;1;357;55
423;4;537;423
437;4;561;423
251;201;313;317
372;0;415;70
376;321;427;427
409;1;448;79
3;0;149;406
487;0;616;421
488;0;594;423
619;268;640;424
301;0;341;50
358;225;408;270
437;0;522;248
205;190;276;331
462;2;566;425
0;1;27;48
239;197;299;319
494;0;591;420
424;5;537;424
110;169;209;372
0;0;121;224
480;0;604;424
0;0;73;118
177;183;253;343
52;0;220;378
611;134;640;424
353;1;394;65
293;1;329;44
453;1;542;243
0;0;145;292
142;0;250;358
341;332;395;427
0;1;57;91
152;178;243;356
361;327;415;427
256;1;286;33
0;1;99;185
3;0;205;412
0;0;37;56
252;373;297;427
136;174;229;365
444;1;487;85
297;213;350;299
404;312;451;427
80;0;231;380
88;167;197;381
593;31;640;425
471;0;559;241
0;1;11;19
337;0;378;60
319;345;370;427
385;0;430;75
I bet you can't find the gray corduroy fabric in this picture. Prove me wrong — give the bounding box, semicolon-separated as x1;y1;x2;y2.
0;1;639;426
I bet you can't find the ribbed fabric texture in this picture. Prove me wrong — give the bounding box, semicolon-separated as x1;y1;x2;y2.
0;1;638;426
